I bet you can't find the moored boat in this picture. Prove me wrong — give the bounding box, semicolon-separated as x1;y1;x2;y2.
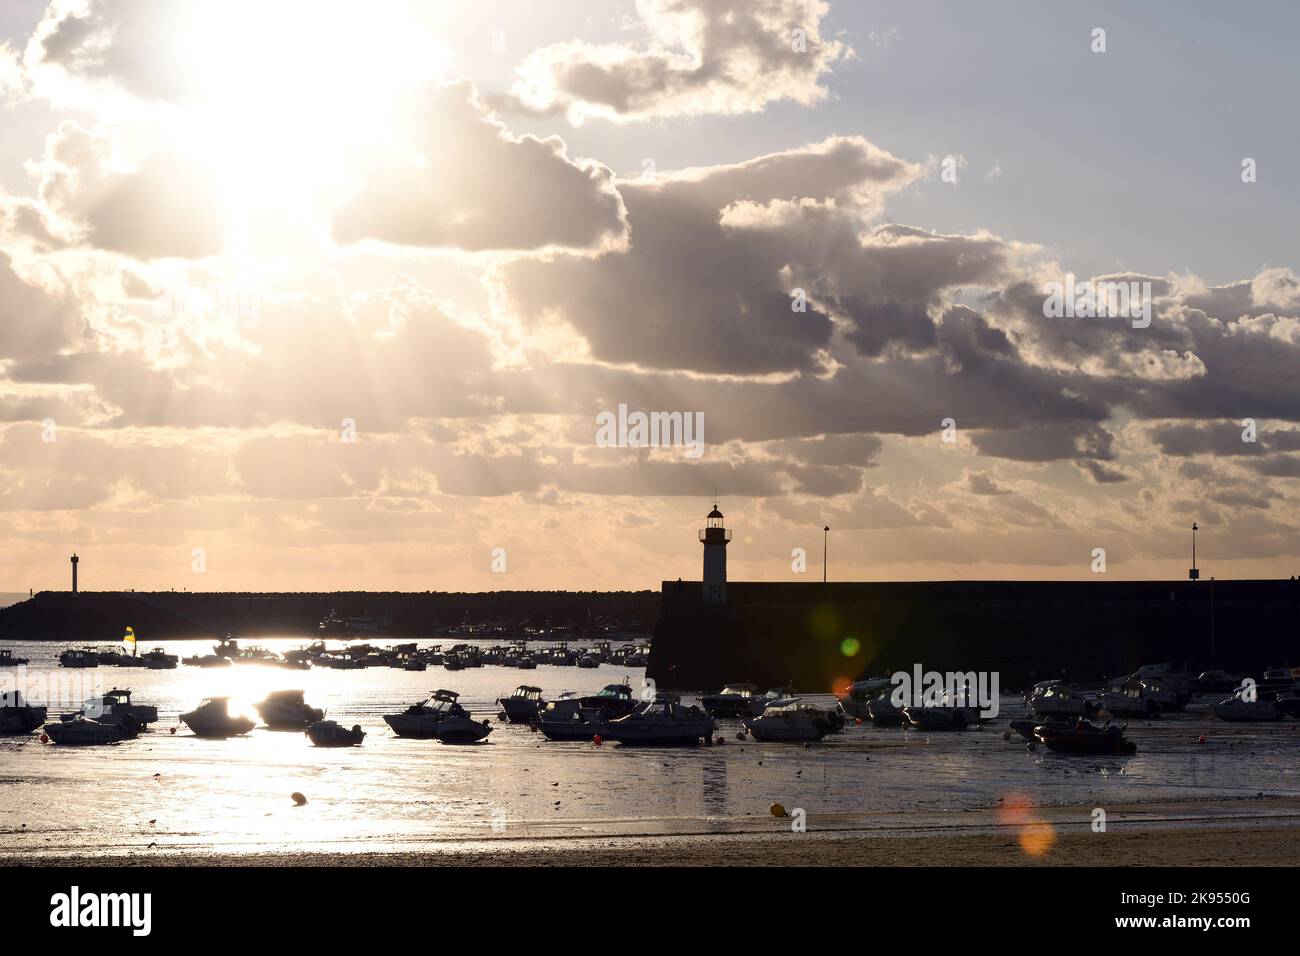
699;682;761;718
597;693;714;746
0;690;46;734
1210;686;1281;722
497;685;545;723
742;697;831;741
1028;681;1095;719
0;649;29;667
306;720;365;747
254;690;325;729
1034;718;1136;755
44;714;138;745
180;697;255;738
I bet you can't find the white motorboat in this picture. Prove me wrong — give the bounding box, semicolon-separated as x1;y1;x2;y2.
699;682;761;718
1211;686;1281;722
497;685;545;723
743;697;831;741
597;694;714;746
403;658;427;671
516;655;537;670
867;692;904;726
1132;664;1193;705
306;720;365;747
254;690;325;729
383;689;489;741
1196;669;1246;694
1028;682;1095;719
180;697;256;738
1095;677;1163;718
0;649;29;667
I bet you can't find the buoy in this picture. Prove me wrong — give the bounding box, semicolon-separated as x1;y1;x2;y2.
291;792;307;806
169;727;176;734
593;734;603;746
39;733;48;743
1198;735;1207;744
770;802;787;818
855;717;863;725
715;736;725;746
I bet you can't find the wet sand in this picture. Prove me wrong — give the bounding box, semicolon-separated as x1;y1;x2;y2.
20;797;1300;866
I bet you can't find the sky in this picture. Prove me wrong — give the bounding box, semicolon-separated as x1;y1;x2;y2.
0;0;1298;593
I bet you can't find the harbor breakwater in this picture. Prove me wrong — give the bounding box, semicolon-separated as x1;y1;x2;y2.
647;578;1300;692
0;590;659;641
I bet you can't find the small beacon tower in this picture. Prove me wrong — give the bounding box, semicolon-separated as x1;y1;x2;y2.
70;553;79;594
699;502;731;605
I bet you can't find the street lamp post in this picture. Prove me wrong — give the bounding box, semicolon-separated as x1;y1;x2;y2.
1189;522;1199;581
823;526;830;584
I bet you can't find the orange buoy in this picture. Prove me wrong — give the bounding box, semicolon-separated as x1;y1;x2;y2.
1198;735;1207;744
39;733;49;743
169;727;176;734
593;734;603;746
291;792;307;806
770;802;787;818
715;736;725;746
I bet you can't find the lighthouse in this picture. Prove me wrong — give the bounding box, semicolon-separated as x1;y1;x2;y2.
70;553;79;594
699;502;730;605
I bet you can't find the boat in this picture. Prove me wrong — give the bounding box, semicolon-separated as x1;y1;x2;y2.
0;649;29;667
901;704;972;731
1131;664;1194;706
743;697;832;741
0;690;46;734
1034;718;1137;755
867;692;904;726
180;697;256;738
44;714;138;745
383;690;482;739
306;720;365;747
535;693;598;740
576;682;637;719
836;677;893;719
81;688;158;727
516;655;537;670
182;653;231;668
58;649;98;668
138;648;179;669
1008;717;1074;741
1028;681;1095;719
443;655;463;671
254;690;325;729
1134;676;1185;712
497;685;546;723
576;653;599;669
403;658;427;671
1260;665;1300;692
214;636;240;658
1195;669;1247;694
597;694;714;746
1095;677;1164;718
699;682;761;718
1210;686;1281;722
284;642;327;665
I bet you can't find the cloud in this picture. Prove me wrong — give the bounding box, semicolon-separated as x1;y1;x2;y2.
504;0;849;123
332;81;626;255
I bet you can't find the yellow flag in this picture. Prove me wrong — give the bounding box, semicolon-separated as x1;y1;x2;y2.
123;627;136;644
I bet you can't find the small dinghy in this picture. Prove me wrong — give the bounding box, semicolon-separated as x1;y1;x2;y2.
180;697;256;738
306;720;365;747
1034;718;1136;755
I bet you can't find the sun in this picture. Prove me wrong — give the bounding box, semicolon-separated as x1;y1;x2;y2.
163;1;451;249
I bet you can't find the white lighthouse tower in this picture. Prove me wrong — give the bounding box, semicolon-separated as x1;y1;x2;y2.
699;501;730;604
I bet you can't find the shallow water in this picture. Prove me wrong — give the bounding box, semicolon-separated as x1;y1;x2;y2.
2;638;1298;857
